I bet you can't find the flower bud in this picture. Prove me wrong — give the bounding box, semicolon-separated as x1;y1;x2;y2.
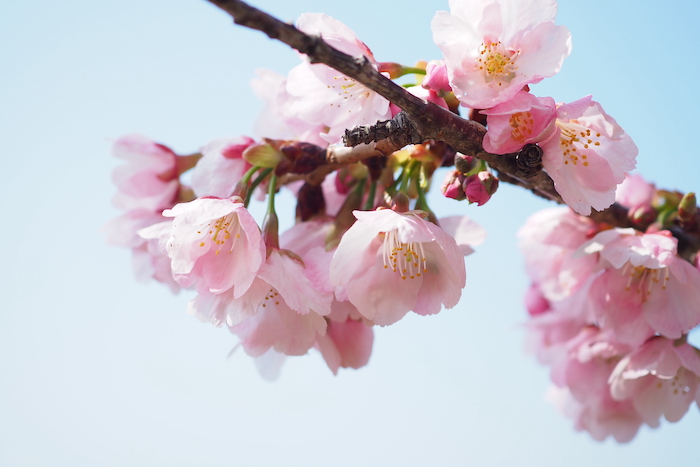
391;192;410;213
441;170;466;200
454;153;477;174
422;60;451;96
679;192;697;223
463;171;499;206
242;142;283;168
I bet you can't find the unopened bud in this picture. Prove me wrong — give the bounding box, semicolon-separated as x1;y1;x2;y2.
441;170;466;201
463;171;499;206
391;192;410;213
377;62;405;79
242;142;283;168
679;192;697;222
454;153;477;174
422;60;451;96
262;210;279;250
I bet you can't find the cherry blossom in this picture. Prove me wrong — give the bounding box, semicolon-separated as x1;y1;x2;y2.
609;337;700;427
111;134;180;212
582;228;700;344
284;13;391;144
330;209;479;326
540;96;638;216
432;0;571;109
481;91;556;154
158;196;265;295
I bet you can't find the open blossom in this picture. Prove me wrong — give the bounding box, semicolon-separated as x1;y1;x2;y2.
483;94;638;216
431;0;571;109
609;337;700;427
540;95;638;215
330;209;483;326
482;91;556;154
157;196;266;296
582;228;700;345
543;325;643;442
284;13;391;144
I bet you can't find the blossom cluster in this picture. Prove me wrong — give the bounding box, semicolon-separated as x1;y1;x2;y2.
105;131;486;377
433;0;638;215
520;174;700;441
105;0;699;443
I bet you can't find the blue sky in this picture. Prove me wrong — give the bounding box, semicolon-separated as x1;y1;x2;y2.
2;0;699;465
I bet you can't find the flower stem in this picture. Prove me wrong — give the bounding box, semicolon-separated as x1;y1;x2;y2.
262;173;279;249
244;167;272;207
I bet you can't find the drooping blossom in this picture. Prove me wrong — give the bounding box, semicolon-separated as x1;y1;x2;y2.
284;13;392;144
581;228;700;345
107;134;194;291
540;95;638;216
156;196;266;295
609;337;700;427
111;134;180;212
191;137;254;198
543;325;643;442
330;209;483;326
518;207;598;303
431;0;571;109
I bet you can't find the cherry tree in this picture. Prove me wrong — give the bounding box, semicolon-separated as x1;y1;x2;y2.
105;0;700;443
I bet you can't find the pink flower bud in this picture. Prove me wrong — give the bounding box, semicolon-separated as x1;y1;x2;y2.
441;170;466;200
463;171;499;206
422;60;451;95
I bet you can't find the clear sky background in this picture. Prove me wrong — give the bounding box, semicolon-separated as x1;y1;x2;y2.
2;0;700;466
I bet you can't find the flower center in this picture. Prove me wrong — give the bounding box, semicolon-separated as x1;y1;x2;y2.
197;213;242;255
509;111;534;143
382;229;427;280
557;121;602;168
477;41;518;84
261;288;281;308
623;264;670;302
327;75;372;108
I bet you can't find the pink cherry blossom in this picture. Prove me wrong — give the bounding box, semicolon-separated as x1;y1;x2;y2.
431;0;571;109
582;228;700;344
226;248;333;356
518;207;598;302
111;134;180;212
160;196;265;296
609;337;700;426
481;91;556;154
284;13;391;144
191;136;254;198
615;172;656;210
329;209;477;326
544;326;642;442
540;95;638;216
